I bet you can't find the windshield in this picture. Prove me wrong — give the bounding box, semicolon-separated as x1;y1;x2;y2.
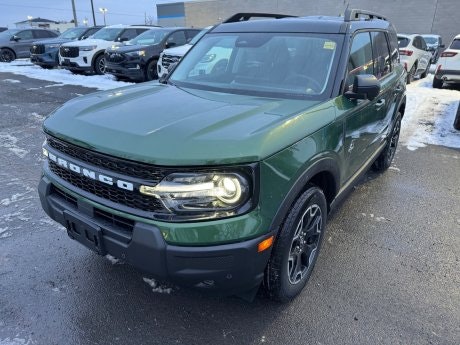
398;36;410;48
422;36;438;45
170;33;340;99
59;27;88;40
91;28;123;41
130;29;168;46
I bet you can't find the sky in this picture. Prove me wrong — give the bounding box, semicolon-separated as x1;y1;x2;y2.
0;0;188;27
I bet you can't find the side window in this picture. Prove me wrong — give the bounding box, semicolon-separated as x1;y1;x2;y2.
34;30;53;38
388;30;399;64
346;32;373;90
167;31;187;47
185;30;200;43
420;37;427;50
84;28;99;37
16;30;33;39
371;31;391;79
413;37;421;50
119;29;140;41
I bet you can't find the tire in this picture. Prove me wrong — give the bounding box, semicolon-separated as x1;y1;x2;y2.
420;63;429;79
264;185;327;302
0;48;15;63
93;54;106;75
406;63;416;84
145;59;158;81
373;113;402;171
432;77;443;89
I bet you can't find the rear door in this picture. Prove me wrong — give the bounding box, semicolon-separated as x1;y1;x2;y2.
413;36;430;73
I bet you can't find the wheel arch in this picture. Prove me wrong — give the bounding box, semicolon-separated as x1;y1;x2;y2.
90;50;106;67
0;47;16;58
269;157;340;234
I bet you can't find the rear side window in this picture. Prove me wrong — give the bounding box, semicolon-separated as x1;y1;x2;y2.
346;32;373;89
450;39;460;50
34;30;54;39
398;37;409;48
371;31;391;79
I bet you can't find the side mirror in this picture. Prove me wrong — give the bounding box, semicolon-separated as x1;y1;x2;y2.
345;74;380;101
119;37;129;42
11;35;20;41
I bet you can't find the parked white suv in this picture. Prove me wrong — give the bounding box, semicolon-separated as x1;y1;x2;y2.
433;34;460;88
59;25;153;74
398;34;432;84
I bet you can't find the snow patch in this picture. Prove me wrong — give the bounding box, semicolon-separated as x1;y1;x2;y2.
0;227;12;238
0;188;35;206
142;277;173;294
3;79;21;83
401;75;460;150
388;166;401;172
0;338;33;345
0;61;133;90
105;254;123;265
0;134;29;158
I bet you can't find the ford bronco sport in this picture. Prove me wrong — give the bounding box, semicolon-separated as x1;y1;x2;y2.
39;10;406;301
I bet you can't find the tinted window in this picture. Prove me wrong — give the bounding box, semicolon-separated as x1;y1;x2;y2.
420;37;427;50
16;30;33;39
413;37;421;49
136;28;149;36
371;31;391;79
185;30;200;42
167;31;187;46
84;27;100;37
450;39;460;50
398;36;410;48
119;28;142;41
346;32;373;89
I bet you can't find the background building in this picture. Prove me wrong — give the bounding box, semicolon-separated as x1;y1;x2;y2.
157;0;458;43
15;17;74;32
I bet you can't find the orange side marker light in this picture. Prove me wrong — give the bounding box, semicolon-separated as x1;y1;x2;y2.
258;236;274;253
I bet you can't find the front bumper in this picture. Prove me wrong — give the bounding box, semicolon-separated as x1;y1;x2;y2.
30;50;59;67
434;69;460;82
38;176;272;295
59;51;94;71
105;61;145;81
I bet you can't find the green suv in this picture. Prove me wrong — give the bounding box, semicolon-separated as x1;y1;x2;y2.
39;10;406;301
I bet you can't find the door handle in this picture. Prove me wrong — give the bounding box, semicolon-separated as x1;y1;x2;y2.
375;99;386;108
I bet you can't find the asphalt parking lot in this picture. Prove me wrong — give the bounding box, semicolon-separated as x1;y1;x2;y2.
0;72;459;345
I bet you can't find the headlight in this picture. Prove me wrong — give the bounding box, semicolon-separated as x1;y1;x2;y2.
126;50;146;57
79;45;97;51
140;172;252;218
45;44;60;50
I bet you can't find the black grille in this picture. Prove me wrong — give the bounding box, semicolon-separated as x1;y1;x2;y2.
60;46;79;58
52;185;78;207
30;44;45;54
105;52;126;63
47;136;168;182
161;54;181;69
49;161;164;213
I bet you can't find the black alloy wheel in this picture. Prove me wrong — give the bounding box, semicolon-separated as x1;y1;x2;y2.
373;113;402;171
0;48;15;63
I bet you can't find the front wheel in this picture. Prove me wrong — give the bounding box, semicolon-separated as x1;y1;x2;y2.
93;54;106;75
373;113;401;171
0;48;15;63
144;59;158;81
264;185;327;302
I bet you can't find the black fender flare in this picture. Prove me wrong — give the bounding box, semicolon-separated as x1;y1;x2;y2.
268;157;340;234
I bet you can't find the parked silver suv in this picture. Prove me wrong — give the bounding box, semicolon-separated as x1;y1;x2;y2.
0;28;58;62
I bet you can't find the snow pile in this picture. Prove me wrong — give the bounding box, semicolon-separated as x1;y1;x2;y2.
0;59;133;91
142;277;173;294
401;76;460;150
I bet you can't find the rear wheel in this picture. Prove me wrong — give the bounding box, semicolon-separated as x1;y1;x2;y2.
373;113;401;171
0;48;15;63
432;77;443;89
93;54;106;75
264;185;327;302
420;63;429;79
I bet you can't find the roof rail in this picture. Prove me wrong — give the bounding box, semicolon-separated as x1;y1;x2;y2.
223;13;297;23
344;9;387;22
130;24;162;27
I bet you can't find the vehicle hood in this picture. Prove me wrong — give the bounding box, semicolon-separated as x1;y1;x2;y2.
61;38;114;47
33;38;73;45
106;44;156;54
44;84;335;165
162;44;192;57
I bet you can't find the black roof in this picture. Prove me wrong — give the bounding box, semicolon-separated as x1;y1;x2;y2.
212;11;393;35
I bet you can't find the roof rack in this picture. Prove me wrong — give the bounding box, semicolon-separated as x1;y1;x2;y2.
223;13;297;23
130;24;162;27
344;9;387;22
